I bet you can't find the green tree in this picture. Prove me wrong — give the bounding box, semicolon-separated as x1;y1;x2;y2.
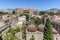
43;18;54;40
22;33;26;39
22;24;27;40
14;27;20;33
0;12;3;15
5;34;18;40
7;28;15;35
8;27;20;35
29;16;36;24
35;17;42;26
12;11;15;14
30;35;35;40
22;24;27;31
5;28;20;40
0;11;8;15
48;12;55;15
20;13;29;20
29;16;42;26
39;11;47;15
0;31;3;40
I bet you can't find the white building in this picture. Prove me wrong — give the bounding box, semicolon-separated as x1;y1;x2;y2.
26;24;59;40
16;16;26;28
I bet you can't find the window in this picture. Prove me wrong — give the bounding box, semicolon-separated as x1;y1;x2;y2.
24;10;29;13
7;16;10;18
34;11;38;15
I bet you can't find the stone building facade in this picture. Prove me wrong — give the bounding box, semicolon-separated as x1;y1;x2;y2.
26;31;43;40
15;8;39;16
26;31;60;40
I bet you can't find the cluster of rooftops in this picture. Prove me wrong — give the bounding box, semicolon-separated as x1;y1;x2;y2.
27;24;58;34
26;13;58;34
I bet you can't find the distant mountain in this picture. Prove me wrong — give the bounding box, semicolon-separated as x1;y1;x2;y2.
46;8;60;13
0;9;14;13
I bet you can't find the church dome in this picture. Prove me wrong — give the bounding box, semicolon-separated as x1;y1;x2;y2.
37;24;45;32
44;13;48;17
27;24;37;32
38;24;58;34
52;28;58;34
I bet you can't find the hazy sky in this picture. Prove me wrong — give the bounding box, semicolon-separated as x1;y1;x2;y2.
0;0;60;10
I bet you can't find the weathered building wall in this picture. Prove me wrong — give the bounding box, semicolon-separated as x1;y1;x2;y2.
15;8;39;16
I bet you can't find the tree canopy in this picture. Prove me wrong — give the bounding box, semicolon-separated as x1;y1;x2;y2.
30;35;35;40
39;11;60;15
0;31;3;40
20;13;29;20
43;18;54;40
